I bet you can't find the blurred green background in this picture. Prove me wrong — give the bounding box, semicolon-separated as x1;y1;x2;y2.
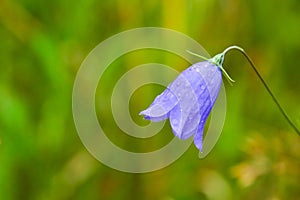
0;0;299;199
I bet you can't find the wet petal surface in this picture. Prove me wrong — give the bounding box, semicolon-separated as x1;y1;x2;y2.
139;88;178;122
140;61;222;151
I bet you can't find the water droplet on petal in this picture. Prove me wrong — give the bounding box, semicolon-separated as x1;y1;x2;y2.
172;119;178;125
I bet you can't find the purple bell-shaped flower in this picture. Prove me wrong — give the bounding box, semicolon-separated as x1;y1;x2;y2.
140;51;230;151
141;45;300;152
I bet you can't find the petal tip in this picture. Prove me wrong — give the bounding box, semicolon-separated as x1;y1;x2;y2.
139;110;151;121
139;110;146;116
194;125;205;152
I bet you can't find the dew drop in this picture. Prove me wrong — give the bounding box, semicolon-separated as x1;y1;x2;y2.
172;119;178;125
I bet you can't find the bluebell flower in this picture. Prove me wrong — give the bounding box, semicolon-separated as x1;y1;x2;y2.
140;52;232;151
140;45;300;152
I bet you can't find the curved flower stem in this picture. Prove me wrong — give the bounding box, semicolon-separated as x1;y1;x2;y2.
223;46;300;136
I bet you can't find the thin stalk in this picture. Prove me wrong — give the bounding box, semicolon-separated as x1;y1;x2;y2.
223;46;300;136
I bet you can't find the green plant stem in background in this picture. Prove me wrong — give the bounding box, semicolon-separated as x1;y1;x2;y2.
222;46;300;136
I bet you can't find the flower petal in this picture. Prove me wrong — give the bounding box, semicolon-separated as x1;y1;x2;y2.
194;123;205;151
170;61;222;141
139;88;178;122
169;66;201;139
193;96;214;151
192;62;222;103
192;61;223;151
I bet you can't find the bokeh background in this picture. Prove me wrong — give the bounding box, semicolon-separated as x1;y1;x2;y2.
0;0;299;199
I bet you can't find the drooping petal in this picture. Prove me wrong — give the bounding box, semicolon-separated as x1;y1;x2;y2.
192;61;223;151
139;88;178;122
193;96;214;151
169;68;201;139
170;61;222;143
193;123;205;151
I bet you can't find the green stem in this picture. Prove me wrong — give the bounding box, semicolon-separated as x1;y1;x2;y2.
222;46;300;136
